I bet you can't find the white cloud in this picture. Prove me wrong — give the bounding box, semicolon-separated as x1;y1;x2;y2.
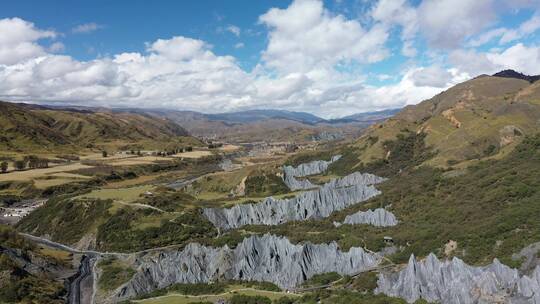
259;0;389;73
234;42;245;49
0;18;56;65
450;43;540;76
418;0;496;48
371;0;418;56
146;36;207;61
500;13;540;43
48;42;65;53
487;43;540;75
72;22;103;34
468;13;540;46
226;25;241;37
411;66;453;87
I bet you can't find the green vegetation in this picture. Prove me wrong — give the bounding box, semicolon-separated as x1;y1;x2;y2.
330;131;435;177
246;134;540;267
0;225;66;304
284;150;336;167
136;280;280;302
245;171;289;197
296;290;408;304
139;189;198;212
98;257;136;291
301;272;341;287
0;180;39;205
137;282;228;299
17;197;112;244
96;208;217;252
346;272;379;293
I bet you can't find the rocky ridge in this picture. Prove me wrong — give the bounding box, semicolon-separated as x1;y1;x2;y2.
282;155;341;190
114;234;381;301
376;253;540;303
203;171;384;230
341;208;398;227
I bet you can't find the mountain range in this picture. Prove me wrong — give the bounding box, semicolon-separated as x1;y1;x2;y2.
0;101;401;152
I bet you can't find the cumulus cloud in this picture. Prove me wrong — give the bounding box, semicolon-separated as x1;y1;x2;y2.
450;43;540;76
72;22;104;34
411;66;453;87
418;0;496;49
259;0;389;73
0;18;56;65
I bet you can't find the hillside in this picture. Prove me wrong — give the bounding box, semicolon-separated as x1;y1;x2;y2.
340;70;540;169
141;108;396;143
0;101;196;153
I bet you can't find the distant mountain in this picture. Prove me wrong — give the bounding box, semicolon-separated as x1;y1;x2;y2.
206;109;325;125
139;109;367;143
0;101;196;153
343;70;540;168
331;108;401;124
493;69;540;83
0;101;398;147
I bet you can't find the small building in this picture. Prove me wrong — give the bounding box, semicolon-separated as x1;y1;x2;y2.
383;236;394;244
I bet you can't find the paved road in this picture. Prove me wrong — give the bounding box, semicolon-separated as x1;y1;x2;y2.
20;233;116;256
67;255;96;304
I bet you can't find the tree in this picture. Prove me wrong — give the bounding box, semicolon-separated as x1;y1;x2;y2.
0;161;8;173
102;150;108;158
26;155;38;169
137;150;142;156
14;160;26;171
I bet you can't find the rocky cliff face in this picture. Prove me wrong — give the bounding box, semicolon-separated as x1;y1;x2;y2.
323;172;385;188
282;155;341;190
342;208;398;227
114;234;381;301
376;253;540;304
203;172;384;230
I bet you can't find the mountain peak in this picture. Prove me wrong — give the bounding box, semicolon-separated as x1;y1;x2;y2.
492;69;540;83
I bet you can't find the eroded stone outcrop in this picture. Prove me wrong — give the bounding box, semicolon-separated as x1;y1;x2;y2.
282;155;341;190
203;172;384;230
114;234;381;301
376;253;540;304
342;208;398;227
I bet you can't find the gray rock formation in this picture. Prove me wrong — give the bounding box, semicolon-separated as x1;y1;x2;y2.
376;253;540;304
342;208;398;227
282;174;317;191
203;172;384;230
282;155;341;190
513;242;540;273
114;234;381;301
324;172;386;188
284;155;342;178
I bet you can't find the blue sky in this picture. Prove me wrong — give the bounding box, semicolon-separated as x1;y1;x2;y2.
0;0;539;117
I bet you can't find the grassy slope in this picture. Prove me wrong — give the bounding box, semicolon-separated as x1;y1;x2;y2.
0;101;200;153
348;76;540;168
